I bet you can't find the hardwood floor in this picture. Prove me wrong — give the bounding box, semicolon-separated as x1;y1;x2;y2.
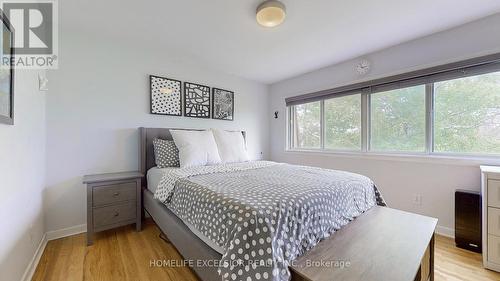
434;235;500;281
32;220;500;281
32;220;199;281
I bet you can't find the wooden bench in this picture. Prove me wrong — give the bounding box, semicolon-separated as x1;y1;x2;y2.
291;206;437;281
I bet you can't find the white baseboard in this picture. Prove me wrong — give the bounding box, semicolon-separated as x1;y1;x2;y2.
20;234;47;281
20;224;87;281
436;225;455;238
46;224;87;241
20;222;454;281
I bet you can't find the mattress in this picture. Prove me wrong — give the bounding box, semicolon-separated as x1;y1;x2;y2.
147;166;170;193
147;167;224;254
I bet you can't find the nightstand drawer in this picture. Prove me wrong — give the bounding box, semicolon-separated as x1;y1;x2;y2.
93;202;136;228
84;171;142;245
92;182;136;206
489;207;500;236
488;234;500;264
488;180;500;208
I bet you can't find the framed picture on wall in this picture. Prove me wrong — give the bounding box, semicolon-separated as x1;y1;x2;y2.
212;88;234;121
150;75;182;116
184;82;210;118
0;12;14;125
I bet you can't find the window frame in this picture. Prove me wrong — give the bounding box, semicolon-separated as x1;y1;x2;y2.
287;78;500;160
430;74;500;158
288;100;322;150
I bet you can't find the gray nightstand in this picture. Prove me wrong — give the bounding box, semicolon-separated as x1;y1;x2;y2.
83;171;143;245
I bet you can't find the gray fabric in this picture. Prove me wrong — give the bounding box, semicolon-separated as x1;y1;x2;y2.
143;189;222;281
154;161;278;202
153;138;180;168
154;161;384;281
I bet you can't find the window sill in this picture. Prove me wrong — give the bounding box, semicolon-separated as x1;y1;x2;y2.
284;148;500;167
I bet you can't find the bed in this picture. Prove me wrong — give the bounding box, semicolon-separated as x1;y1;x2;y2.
139;127;432;281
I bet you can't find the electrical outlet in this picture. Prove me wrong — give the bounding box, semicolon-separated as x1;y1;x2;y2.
413;194;422;206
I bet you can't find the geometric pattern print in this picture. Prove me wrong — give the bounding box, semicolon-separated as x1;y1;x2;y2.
184;82;211;118
212;88;234;121
154;161;385;281
150;75;182;116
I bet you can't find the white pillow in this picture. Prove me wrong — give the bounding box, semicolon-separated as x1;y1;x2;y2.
170;130;222;168
211;129;249;163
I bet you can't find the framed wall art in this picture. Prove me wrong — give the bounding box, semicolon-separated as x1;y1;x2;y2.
212;88;234;121
184;82;210;118
0;12;14;125
150;75;182;116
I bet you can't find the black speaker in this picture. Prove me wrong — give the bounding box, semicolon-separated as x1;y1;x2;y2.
455;189;482;253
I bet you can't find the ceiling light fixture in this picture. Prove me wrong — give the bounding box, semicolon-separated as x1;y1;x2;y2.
256;0;286;28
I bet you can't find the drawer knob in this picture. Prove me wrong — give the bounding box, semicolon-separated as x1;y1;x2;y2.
114;212;119;217
113;192;120;197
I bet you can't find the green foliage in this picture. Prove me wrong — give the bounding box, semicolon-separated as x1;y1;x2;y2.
294;101;320;148
434;72;500;154
324;95;361;150
292;72;500;155
371;85;426;152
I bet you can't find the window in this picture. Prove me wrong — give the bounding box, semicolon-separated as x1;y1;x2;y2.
370;86;426;152
286;56;500;157
324;94;361;150
434;72;500;154
291;101;321;149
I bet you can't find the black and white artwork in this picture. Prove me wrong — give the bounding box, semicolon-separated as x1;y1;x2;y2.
212;88;234;121
184;82;210;118
150;75;182;116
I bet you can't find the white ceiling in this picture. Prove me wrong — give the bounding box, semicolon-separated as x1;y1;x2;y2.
64;0;500;84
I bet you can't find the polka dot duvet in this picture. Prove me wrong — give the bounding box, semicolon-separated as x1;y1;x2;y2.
153;161;386;281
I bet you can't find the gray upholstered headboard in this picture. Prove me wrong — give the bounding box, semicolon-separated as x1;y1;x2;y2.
139;127;246;188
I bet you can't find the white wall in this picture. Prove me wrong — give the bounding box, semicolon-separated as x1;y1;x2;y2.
44;28;270;232
0;70;46;281
269;13;500;235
